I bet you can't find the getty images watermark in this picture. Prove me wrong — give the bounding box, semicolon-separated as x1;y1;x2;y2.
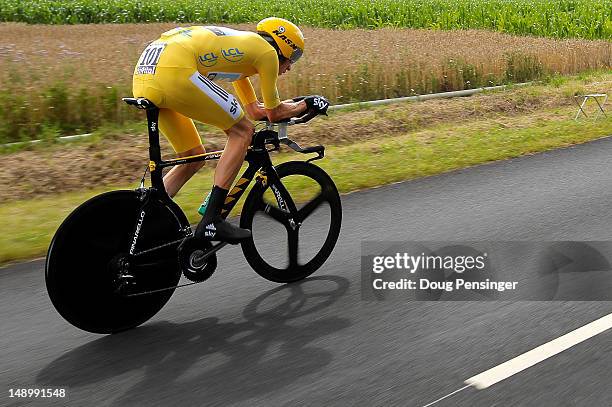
361;241;612;301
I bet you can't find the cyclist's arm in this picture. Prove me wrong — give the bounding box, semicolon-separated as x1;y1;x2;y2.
244;101;267;121
267;101;306;122
255;50;307;122
233;78;268;120
243;97;306;122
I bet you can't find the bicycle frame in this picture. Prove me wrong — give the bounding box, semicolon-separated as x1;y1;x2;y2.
44;99;338;323
142;105;306;225
121;97;325;262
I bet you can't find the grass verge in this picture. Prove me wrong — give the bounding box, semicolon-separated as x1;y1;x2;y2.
1;105;611;266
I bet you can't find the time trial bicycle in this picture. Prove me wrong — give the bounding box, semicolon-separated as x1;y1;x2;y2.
45;97;342;334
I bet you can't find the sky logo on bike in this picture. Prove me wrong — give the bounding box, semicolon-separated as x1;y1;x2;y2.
203;223;216;238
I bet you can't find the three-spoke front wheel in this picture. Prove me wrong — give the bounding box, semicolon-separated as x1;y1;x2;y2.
240;161;342;283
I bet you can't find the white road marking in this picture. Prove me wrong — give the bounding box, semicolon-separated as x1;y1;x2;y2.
465;312;612;389
422;312;612;406
420;385;470;407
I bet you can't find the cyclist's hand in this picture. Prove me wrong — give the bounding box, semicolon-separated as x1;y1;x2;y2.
303;95;330;116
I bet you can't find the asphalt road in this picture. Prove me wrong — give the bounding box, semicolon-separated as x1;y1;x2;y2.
2;137;612;407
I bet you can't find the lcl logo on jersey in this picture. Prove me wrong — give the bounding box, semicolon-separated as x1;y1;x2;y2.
222;48;245;62
199;52;219;67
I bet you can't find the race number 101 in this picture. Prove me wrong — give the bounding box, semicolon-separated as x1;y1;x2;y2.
9;388;66;398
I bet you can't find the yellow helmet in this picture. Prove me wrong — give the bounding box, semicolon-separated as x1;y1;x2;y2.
257;17;304;63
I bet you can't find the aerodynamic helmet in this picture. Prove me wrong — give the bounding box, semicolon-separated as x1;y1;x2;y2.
257;17;304;63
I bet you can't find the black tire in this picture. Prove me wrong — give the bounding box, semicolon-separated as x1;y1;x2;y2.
240;161;342;283
45;190;188;334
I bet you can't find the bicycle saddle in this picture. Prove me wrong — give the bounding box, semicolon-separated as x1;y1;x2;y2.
122;97;157;110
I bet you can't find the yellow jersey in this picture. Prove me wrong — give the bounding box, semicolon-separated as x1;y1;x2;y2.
145;25;281;109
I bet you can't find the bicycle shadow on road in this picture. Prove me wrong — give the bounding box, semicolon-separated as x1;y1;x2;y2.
37;275;351;405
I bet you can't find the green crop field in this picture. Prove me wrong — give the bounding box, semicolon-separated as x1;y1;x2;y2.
1;0;610;144
1;0;611;39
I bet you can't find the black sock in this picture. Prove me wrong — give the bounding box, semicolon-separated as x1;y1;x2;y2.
202;186;228;224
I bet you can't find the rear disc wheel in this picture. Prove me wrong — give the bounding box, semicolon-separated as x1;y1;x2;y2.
46;190;187;334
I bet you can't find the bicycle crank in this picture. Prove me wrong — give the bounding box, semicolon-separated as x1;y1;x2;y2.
178;237;224;282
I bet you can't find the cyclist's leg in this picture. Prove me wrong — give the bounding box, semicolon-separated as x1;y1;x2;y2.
158;109;206;197
159;72;253;186
215;117;254;189
156;71;252;242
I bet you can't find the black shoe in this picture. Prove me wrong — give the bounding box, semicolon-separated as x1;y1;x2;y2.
195;217;251;245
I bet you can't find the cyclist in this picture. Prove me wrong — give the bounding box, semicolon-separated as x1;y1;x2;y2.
132;17;328;244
